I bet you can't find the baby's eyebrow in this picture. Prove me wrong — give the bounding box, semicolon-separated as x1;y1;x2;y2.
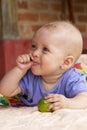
31;39;36;44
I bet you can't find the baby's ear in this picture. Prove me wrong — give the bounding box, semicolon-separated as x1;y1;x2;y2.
61;56;75;70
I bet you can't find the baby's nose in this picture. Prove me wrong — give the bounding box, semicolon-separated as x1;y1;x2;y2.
32;49;40;58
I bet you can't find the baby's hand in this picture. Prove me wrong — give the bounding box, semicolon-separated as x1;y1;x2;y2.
16;54;33;70
45;94;69;111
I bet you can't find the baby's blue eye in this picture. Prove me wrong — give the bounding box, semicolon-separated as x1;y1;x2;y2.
43;47;49;52
31;44;36;49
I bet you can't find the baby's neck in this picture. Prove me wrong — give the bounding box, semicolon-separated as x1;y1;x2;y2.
41;74;62;91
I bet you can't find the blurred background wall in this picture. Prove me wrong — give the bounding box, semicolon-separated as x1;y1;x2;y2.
17;0;87;39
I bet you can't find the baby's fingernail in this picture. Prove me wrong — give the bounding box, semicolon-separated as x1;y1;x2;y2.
44;96;47;99
44;100;47;104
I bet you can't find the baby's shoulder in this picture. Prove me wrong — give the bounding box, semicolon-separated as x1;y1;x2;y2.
63;67;86;81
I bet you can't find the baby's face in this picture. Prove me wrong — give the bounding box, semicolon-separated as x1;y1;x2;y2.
30;29;65;76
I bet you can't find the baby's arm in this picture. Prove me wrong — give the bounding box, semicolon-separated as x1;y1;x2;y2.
45;92;87;111
0;54;33;97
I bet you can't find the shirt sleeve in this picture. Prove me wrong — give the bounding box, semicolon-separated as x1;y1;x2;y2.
65;69;87;98
19;70;34;95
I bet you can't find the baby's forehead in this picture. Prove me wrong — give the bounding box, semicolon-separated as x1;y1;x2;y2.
34;21;82;47
39;22;74;30
37;22;79;37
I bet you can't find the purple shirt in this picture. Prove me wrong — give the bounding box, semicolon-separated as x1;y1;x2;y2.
19;68;87;106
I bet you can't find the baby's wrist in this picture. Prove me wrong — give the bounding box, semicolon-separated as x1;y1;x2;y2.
15;65;28;75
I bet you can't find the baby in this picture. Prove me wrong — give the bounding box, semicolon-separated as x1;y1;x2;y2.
0;21;87;111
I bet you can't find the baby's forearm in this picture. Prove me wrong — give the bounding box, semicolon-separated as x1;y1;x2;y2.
67;92;87;109
0;66;27;97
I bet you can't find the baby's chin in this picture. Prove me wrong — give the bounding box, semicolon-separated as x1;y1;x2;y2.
31;69;41;76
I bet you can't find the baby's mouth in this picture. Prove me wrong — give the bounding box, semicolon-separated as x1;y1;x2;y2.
31;59;40;66
32;61;39;65
30;56;39;66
